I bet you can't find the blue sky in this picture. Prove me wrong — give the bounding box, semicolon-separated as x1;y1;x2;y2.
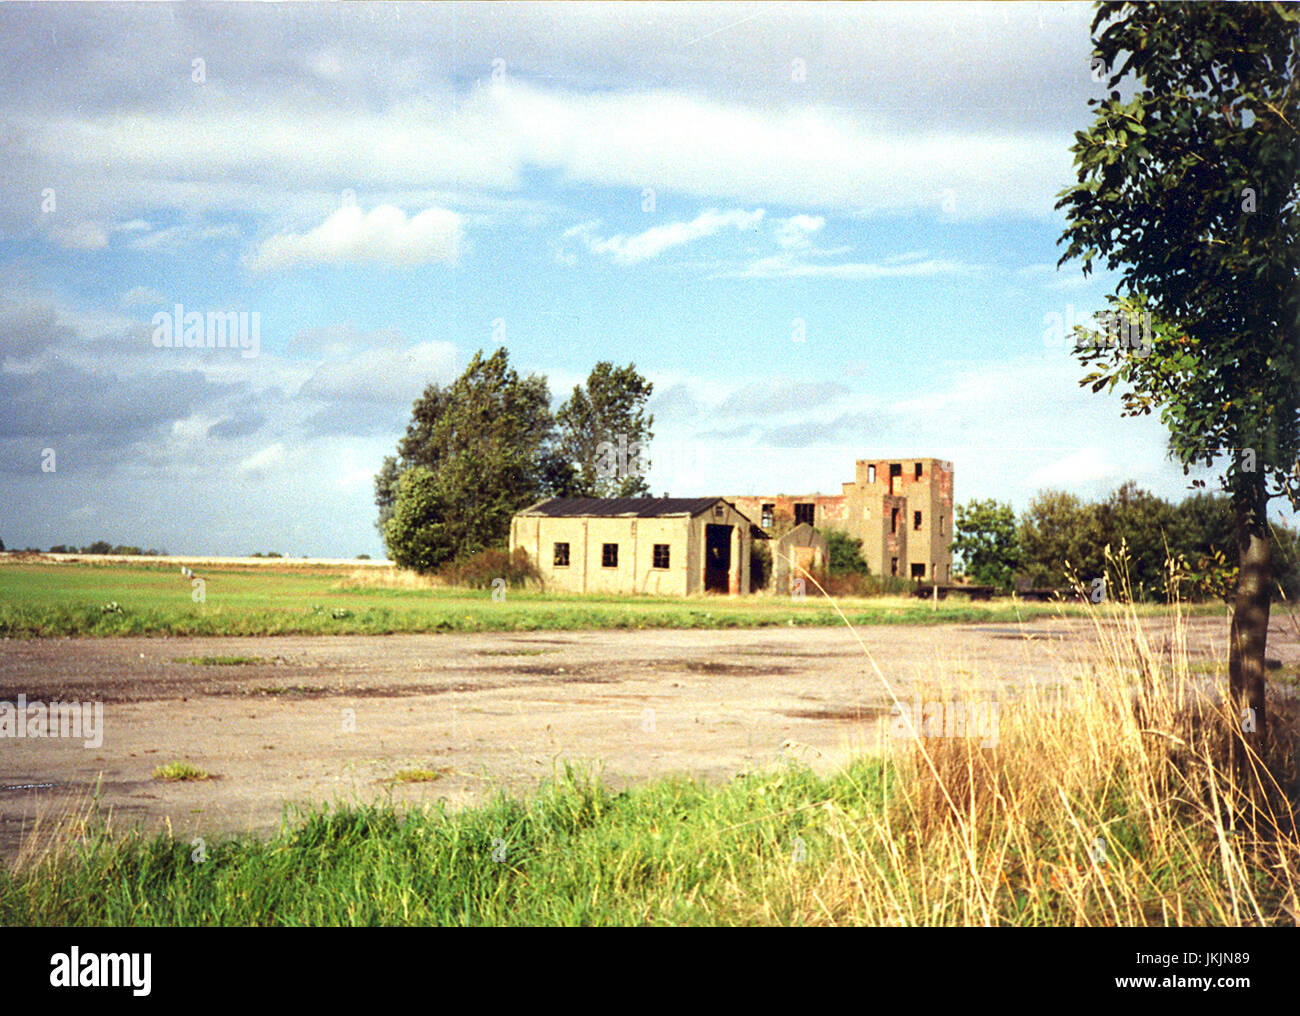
0;2;1264;558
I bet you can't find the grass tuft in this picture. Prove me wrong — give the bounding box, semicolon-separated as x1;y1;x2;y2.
152;762;211;782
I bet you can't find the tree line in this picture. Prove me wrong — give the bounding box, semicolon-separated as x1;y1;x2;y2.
953;483;1300;602
374;348;655;573
4;542;169;556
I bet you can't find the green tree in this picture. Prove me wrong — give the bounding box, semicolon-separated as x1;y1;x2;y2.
383;467;448;573
823;529;870;575
952;499;1020;590
1017;491;1105;589
1096;482;1180;600
556;362;654;498
378;348;562;569
1057;2;1299;742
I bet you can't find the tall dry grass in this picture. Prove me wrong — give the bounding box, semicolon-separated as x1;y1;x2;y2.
787;557;1300;926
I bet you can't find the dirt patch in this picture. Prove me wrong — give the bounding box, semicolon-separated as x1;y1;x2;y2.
780;705;891;722
679;661;794;676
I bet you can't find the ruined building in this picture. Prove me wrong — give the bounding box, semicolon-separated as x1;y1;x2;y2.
729;456;954;582
509;457;954;596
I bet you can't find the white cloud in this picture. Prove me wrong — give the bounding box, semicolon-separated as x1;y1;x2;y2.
238;443;287;476
1026;446;1118;489
563;208;765;265
246;204;465;271
16;73;1077;232
297;340;459;404
120;286;165;307
128;223;240;253
48;222;108;250
723;251;975;281
774;214;825;250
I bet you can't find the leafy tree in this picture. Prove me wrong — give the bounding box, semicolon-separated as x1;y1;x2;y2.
952;499;1020;590
823;529;870;575
556;362;654;498
1057;2;1299;742
383;467;448;573
1171;491;1237;561
1095;482;1181;599
1017;491;1105;589
378;348;562;569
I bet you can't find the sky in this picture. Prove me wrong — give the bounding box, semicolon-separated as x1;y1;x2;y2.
0;1;1266;558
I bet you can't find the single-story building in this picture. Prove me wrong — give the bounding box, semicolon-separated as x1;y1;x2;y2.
772;523;828;594
510;497;763;596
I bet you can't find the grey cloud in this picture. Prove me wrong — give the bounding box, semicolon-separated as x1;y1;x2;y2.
302;401;407;440
0;298;77;360
648;383;704;421
716;380;850;417
209;413;266;440
0;357;251;472
761;411;891;449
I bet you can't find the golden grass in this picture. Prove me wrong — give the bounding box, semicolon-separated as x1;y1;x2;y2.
778;564;1300;926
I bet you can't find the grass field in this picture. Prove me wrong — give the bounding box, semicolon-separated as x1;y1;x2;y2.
0;560;1295;925
0;559;1222;637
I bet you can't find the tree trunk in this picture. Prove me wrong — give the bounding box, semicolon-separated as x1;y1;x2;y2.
1228;481;1271;765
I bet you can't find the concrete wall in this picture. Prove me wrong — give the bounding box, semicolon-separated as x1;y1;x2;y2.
852;457;953;581
772;524;828;592
729;494;847;536
732;455;954;582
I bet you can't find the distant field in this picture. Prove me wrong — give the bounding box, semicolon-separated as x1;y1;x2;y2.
0;558;1220;637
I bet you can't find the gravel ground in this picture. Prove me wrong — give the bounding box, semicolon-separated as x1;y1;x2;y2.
2;611;1295;858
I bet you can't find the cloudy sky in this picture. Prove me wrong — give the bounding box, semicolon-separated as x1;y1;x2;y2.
0;2;1254;558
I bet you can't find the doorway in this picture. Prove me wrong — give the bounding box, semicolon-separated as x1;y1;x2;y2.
704;524;732;592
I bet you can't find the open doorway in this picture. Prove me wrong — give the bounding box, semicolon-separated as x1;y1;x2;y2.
704;524;732;592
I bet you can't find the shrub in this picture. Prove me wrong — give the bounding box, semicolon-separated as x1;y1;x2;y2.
823;530;870;576
435;547;539;589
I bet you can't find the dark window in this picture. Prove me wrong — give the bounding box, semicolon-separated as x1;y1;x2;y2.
713;503;725;518
915;462;923;480
602;543;618;568
889;462;902;494
652;544;670;569
794;503;815;526
553;542;570;567
891;507;899;534
761;503;774;528
911;563;926;579
891;557;899;577
939;514;945;536
913;511;922;531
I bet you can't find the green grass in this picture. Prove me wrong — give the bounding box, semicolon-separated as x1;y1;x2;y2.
152;762;211;782
0;762;884;925
0;562;1216;637
3;755;1292;926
